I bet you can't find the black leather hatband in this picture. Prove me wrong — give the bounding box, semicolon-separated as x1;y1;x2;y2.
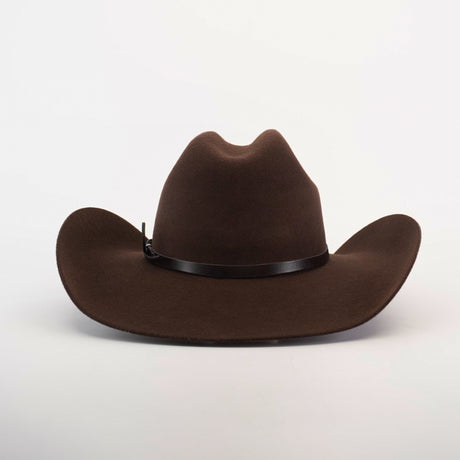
142;224;329;279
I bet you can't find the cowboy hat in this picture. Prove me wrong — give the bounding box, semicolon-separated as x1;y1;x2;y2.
56;130;421;342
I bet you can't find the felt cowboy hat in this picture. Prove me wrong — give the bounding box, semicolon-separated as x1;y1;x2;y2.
57;130;421;343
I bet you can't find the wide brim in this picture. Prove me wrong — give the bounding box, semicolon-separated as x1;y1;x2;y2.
56;208;421;343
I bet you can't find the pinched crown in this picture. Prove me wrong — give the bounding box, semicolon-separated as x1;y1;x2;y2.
152;130;327;265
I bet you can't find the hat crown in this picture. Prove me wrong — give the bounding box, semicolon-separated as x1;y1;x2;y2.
152;130;327;264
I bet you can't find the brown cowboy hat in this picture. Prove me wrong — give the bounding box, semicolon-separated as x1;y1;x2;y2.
57;130;421;343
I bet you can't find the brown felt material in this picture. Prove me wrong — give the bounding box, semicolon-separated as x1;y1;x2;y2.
56;130;421;342
153;130;326;264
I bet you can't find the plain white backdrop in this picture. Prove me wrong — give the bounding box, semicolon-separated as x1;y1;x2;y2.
1;1;459;459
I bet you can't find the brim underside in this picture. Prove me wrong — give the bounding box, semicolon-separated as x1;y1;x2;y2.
56;208;421;342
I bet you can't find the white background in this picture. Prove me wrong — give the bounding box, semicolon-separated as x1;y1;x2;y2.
1;1;459;459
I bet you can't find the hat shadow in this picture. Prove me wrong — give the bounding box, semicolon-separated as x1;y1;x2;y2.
67;302;406;347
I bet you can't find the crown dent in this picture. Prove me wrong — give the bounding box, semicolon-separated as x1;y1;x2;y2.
184;129;296;163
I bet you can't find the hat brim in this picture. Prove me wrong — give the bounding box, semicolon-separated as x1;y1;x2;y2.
56;208;421;342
